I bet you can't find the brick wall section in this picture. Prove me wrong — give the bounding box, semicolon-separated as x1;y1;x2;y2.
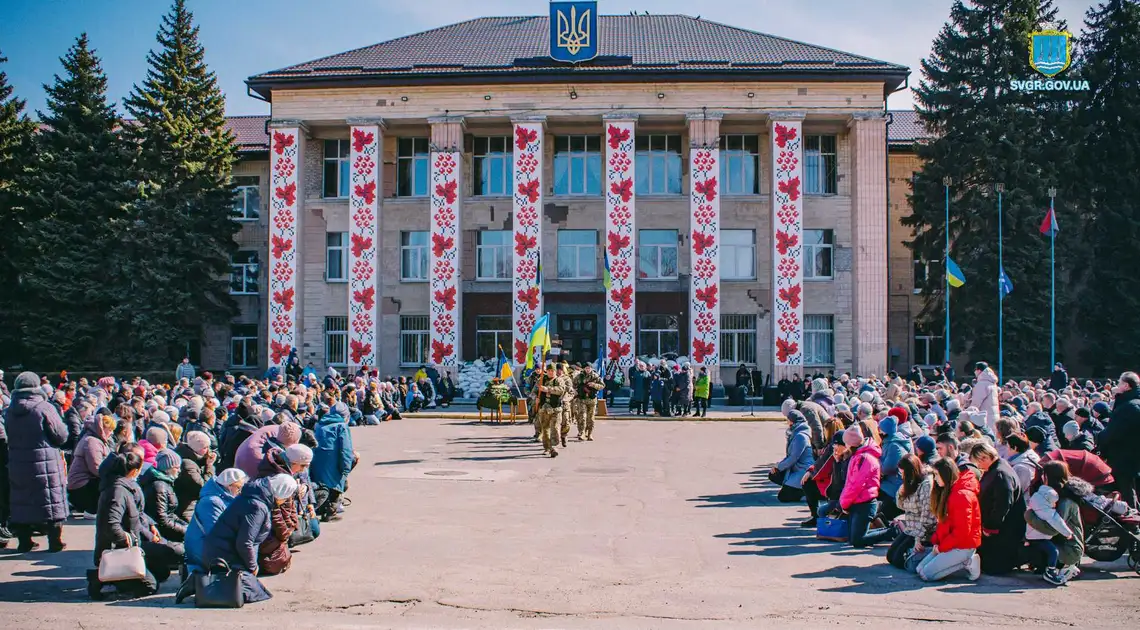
849;115;888;375
887;150;926;372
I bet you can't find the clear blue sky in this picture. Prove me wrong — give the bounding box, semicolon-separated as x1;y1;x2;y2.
0;0;1088;118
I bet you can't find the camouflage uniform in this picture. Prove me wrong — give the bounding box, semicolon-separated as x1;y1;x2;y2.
525;370;541;438
536;370;564;457
556;364;575;447
573;367;605;440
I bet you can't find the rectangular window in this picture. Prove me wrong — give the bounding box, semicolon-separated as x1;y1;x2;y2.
475;315;512;360
400;315;429;366
322;139;350;198
553;135;602;195
232;176;261;221
638;315;680;357
803;229;834;280
914;325;943;368
229;324;258;368
397;137;430;197
229;250;259;295
914;258;930;293
401;231;429;281
804;135;838;195
803;314;835;366
721;229;755;280
325;316;348;367
719;135;760;195
325;232;348;282
476;230;512;280
638;229;678;280
635;134;682;195
720;315;757;366
474;136;513;196
556;229;597;280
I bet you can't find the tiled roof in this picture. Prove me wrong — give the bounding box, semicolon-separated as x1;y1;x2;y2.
248;15;907;93
225;115;269;153
888;109;930;145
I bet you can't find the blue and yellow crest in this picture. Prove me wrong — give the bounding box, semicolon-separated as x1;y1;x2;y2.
550;1;598;63
1030;30;1072;78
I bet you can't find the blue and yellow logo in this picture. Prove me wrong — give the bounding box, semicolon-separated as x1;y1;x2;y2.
550;1;598;63
1030;30;1072;78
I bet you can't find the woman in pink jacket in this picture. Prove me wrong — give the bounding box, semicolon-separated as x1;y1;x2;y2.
839;426;890;548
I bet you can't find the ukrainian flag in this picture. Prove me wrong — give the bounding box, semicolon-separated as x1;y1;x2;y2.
525;314;552;370
603;250;613;290
947;257;966;288
498;346;514;380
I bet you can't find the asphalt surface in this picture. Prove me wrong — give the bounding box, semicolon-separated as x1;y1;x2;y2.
1;417;1138;629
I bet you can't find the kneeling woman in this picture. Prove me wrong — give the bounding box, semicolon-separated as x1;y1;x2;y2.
916;458;981;581
771;410;814;504
887;454;937;571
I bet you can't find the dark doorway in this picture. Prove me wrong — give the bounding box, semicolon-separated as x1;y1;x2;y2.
557;315;598;365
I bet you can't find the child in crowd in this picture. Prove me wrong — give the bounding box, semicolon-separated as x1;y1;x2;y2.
1025;462;1076;585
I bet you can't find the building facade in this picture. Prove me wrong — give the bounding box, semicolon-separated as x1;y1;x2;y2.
207;14;913;385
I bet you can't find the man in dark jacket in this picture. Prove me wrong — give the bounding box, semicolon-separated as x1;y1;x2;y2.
1049;363;1069;392
5;372;69;552
174;433;216;521
62;396;91;462
1102;372;1140;507
1024;406;1061;455
1050;397;1077;449
140;449;188;541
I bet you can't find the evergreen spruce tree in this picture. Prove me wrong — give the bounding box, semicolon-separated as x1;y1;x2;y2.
18;34;137;370
124;0;238;367
1071;0;1140;375
904;0;1070;377
0;50;38;368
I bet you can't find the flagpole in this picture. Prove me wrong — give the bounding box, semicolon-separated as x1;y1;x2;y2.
996;183;1004;382
944;176;951;365
1048;187;1056;370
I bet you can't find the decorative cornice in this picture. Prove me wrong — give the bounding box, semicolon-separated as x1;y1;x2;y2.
268;118;306;130
510;114;547;125
766;111;807;122
603;112;640;122
685;111;725;122
345;117;387;128
427;115;466;128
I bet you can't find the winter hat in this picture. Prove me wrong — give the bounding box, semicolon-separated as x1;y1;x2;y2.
859;391;875;403
1026;426;1047;445
151;410;170;425
285;443;313;466
811;378;828;394
155;448;182;472
260;408;276;425
14;371;40;392
781;398;797;417
787;409;807;425
888;406;909;423
216;468;247;488
879;416;898;436
1063;420;1080;440
1092;401;1110;418
945;399;961;413
186;431;211;455
834;403;851;415
268;473;299;500
1075;407;1091;420
915;435;936;457
831;431;848;446
276;422;302;447
843;425;864;447
923;413;939;428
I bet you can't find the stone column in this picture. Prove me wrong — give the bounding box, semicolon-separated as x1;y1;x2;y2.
603;114;637;372
267;120;304;369
687;112;722;376
511;116;545;366
849;112;889;376
428;116;465;373
769;113;805;381
346;118;384;373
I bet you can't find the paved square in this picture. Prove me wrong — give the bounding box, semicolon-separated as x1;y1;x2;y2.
1;418;1137;628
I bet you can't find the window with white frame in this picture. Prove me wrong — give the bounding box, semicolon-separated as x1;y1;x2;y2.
475;315;512;360
325;232;348;282
325;316;348;367
635;134;682;195
720;315;757;366
720;135;760;195
914;325;943;367
400;315;429;366
804;134;838;195
232;176;261;221
553;135;602;195
638;229;678;279
474;136;513;196
913;258;930;293
638;315;680;357
397;137;430;197
803;314;835;366
721;229;755;280
401;231;429;281
230;324;258;368
557;230;597;279
476;230;511;280
803;229;834;280
322;140;350;198
230;250;259;295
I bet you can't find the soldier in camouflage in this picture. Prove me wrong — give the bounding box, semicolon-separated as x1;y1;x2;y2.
535;365;564;458
574;363;605;441
555;363;575;448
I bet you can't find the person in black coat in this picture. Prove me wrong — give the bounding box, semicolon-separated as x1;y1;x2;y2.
218;402;263;471
5;372;69;552
90;451;163;599
140;449;189;542
174;435;216;521
62;397;90;462
969;443;1026;575
1102;373;1140;507
1049;363;1069;392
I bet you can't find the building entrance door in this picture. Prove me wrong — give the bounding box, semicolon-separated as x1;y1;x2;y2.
556;315;598;365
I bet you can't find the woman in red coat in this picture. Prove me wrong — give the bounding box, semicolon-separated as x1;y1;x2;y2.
916;458;983;581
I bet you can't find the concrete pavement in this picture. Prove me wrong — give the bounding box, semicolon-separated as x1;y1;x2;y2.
1;417;1138;628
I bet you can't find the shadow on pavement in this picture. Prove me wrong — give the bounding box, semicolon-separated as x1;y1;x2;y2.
373;459;425;466
715;526;852;557
790;564;932;593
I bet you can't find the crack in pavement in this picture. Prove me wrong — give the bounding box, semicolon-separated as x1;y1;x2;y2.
434;599;738;622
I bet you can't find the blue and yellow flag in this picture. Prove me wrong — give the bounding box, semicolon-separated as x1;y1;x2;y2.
947;257;966;288
603;250;613;290
525;314;552;370
497;345;514;380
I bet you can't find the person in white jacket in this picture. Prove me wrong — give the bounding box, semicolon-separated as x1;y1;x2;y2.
969;362;1000;431
1026;461;1075;586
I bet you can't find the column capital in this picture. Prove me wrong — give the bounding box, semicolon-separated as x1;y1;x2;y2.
851;111;886;121
268;118;306;130
426;115;465;128
510;115;547;125
345;116;387;128
685;111;724;122
603;112;640;122
766;111;807;122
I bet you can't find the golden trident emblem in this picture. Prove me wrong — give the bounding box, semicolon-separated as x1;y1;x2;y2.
557;6;592;55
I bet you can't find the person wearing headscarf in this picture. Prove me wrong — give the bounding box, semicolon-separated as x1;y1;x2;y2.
174;431;217;520
5;371;69;552
180;467;249;595
67;413;117;518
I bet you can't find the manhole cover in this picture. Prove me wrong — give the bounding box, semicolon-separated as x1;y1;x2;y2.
576;467;629;475
424;470;469;477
